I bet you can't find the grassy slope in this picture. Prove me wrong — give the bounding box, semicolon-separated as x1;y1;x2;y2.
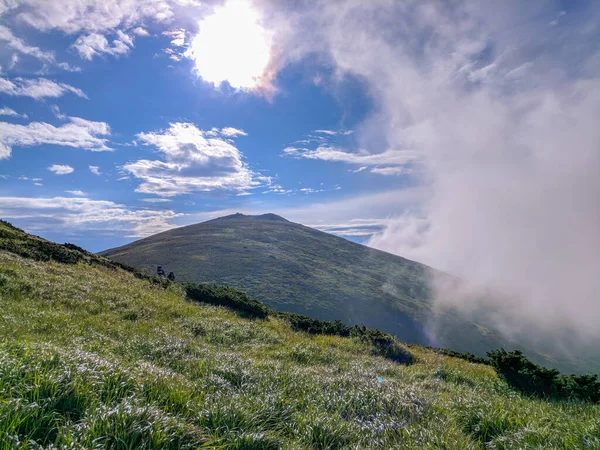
1;223;599;448
101;214;595;374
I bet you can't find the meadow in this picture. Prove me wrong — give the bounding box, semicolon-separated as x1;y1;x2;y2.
0;221;598;449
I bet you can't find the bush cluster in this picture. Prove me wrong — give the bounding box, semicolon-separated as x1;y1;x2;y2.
184;283;269;319
275;313;413;364
422;346;490;365
487;349;600;402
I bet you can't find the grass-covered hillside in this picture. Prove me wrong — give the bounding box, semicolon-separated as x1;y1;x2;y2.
100;214;503;356
100;213;597;374
1;221;599;448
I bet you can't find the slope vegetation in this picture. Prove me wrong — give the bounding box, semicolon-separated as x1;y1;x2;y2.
102;213;593;373
1;221;598;448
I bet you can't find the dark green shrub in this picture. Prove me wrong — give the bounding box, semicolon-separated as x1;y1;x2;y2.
278;313;350;336
487;349;600;402
184;283;269;319
63;242;90;254
422;346;490;365
276;314;413;365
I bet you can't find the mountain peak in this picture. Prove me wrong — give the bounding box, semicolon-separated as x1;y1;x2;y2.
217;213;289;222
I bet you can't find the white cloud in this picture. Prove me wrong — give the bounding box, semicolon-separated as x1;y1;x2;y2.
370;166;410;176
0;195;181;238
141;197;172;203
124;122;264;197
132;27;150;36
0;117;111;159
314;129;353;136
299;187;324;194
0;0;184;69
283;145;419;166
220;127;247;137
48;164;74;175
72;32;134;60
0;77;87;99
0;24;55;64
88;165;101;175
163;28;186;46
0;24;79;71
0;107;27;118
65;190;87;196
11;0;175;35
50;104;67;119
352;166;367;173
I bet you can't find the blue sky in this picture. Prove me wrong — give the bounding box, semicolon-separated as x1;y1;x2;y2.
0;0;430;252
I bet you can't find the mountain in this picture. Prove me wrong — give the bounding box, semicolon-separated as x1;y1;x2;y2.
1;220;598;448
102;212;584;372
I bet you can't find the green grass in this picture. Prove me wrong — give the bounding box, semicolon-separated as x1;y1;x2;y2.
1;223;599;448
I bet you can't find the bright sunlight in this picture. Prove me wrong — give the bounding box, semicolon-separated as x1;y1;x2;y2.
186;0;272;90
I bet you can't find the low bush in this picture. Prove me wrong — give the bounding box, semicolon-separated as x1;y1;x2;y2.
423;346;490;365
276;313;413;364
184;283;269;319
277;312;350;336
487;349;600;402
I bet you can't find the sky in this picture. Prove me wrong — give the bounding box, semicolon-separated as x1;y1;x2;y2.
1;1;599;346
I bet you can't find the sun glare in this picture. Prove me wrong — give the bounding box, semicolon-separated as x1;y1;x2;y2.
186;0;272;90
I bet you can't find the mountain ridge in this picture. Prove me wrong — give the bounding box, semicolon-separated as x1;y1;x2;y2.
101;215;494;353
101;213;598;374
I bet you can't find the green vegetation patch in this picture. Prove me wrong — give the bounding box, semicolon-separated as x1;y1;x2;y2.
488;349;600;402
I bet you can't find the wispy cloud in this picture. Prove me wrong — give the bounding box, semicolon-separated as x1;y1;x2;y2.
0;0;177;69
88;165;101;175
0;107;27;118
0;195;181;238
0;24;55;64
220;127;248;138
283;145;419;166
0;117;111;160
72;31;134;60
141;198;172;203
65;190;87;196
314;129;353;136
0;24;78;71
0;77;87;100
370;166;410;176
163;28;186;47
132;27;150;37
48;164;74;175
11;0;175;35
124;122;266;197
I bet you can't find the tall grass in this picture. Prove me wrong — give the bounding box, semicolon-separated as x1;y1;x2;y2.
0;223;599;448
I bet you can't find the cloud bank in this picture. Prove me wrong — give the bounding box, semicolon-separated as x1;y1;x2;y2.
263;0;600;350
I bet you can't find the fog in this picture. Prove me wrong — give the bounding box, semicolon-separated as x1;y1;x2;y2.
261;0;600;352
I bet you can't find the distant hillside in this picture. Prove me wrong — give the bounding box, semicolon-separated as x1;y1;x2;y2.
101;213;595;373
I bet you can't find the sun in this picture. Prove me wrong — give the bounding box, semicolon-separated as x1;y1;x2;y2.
186;0;273;90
